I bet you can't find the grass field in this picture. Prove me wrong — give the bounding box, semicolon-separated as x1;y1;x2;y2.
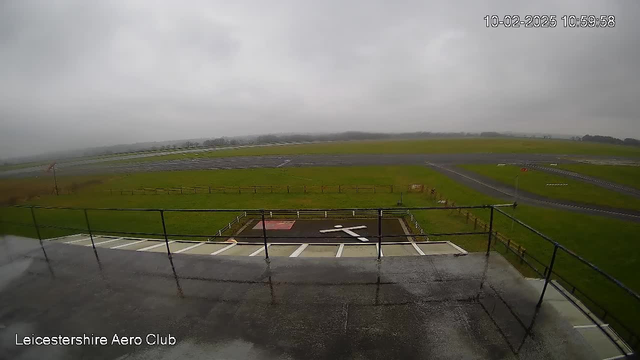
1;165;639;340
460;164;640;211
556;164;640;189
103;138;640;165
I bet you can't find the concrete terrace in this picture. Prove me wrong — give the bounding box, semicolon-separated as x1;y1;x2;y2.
0;235;599;360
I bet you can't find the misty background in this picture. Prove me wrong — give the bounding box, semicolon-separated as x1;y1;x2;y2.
1;0;639;159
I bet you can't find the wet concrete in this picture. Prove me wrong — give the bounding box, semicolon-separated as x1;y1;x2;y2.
0;235;598;359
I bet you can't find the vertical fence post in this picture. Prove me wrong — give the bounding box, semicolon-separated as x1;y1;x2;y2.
287;185;290;194
159;210;171;259
83;209;96;250
208;186;211;194
486;207;494;255
261;210;269;260
377;209;382;260
537;245;559;308
30;206;43;243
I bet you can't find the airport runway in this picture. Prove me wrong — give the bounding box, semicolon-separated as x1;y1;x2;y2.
3;152;639;222
1;153;581;178
425;163;640;223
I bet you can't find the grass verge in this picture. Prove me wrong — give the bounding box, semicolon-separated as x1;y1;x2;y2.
556;164;640;190
1;165;639;341
460;164;640;211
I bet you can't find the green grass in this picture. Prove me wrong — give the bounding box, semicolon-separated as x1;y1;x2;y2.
1;165;639;341
556;164;640;190
85;166;434;191
0;161;51;171
460;164;640;211
104;138;640;165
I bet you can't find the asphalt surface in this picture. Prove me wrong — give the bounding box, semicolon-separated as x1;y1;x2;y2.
0;153;579;178
2;152;639;222
527;164;640;198
237;219;408;243
0;235;597;359
426;162;640;222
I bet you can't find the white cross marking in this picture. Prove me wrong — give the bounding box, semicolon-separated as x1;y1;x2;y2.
320;225;369;242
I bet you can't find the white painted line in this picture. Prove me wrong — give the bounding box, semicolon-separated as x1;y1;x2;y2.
343;229;368;242
211;243;236;255
46;234;85;241
276;159;291;168
336;244;345;257
602;354;630;360
447;241;468;255
320;225;366;233
290;244;309;257
573;324;609;329
64;237;91;244
111;240;146;249
88;238;123;247
175;242;205;254
137;241;175;252
411;242;426;256
249;244;270;257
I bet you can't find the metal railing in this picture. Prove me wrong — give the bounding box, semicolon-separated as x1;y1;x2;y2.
1;202;638;356
492;207;638;357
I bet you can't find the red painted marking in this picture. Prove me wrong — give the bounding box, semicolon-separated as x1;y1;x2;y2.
520;168;528;172
253;220;296;230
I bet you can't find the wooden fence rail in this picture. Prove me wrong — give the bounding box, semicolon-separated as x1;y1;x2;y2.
88;184;428;195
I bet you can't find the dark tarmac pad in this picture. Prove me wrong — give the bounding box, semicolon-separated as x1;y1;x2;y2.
237;218;408;243
0;235;596;360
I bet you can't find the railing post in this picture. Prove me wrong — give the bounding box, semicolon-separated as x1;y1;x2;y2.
537;245;559;308
261;210;269;260
159;210;171;259
486;207;494;255
83;209;96;250
377;209;382;260
30;206;43;243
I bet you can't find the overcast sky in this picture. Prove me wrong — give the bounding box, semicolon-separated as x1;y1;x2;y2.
1;1;639;158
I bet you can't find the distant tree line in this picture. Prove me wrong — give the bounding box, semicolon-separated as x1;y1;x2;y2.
582;135;640;146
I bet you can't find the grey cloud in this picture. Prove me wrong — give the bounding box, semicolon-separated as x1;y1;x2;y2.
0;0;639;158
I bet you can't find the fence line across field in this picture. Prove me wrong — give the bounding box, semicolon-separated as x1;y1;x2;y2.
81;184;428;195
